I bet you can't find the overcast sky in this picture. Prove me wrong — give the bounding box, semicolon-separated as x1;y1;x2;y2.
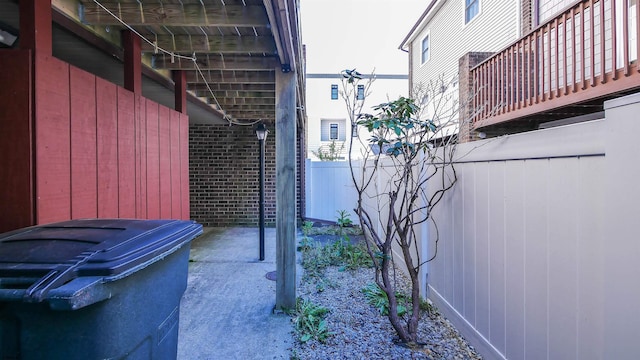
300;0;427;75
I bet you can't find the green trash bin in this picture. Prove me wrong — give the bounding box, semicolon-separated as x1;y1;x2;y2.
0;219;202;360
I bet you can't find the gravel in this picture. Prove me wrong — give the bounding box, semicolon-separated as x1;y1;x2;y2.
292;266;482;360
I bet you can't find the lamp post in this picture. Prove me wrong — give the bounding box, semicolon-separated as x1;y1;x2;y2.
255;123;269;261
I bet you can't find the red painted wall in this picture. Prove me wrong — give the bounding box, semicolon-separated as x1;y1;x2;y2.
0;54;190;232
0;50;34;231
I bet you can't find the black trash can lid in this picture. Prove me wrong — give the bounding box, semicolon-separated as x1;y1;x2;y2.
0;219;202;302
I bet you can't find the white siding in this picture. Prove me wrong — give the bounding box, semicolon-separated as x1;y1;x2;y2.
320;119;346;141
306;76;409;160
409;0;520;91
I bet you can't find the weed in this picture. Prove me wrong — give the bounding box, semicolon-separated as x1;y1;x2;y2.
362;283;408;316
336;210;353;228
300;237;372;284
301;221;314;237
292;298;333;343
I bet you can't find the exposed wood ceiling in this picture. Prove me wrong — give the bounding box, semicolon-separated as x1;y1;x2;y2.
3;0;305;125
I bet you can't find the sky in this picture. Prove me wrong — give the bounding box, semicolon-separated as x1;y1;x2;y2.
300;0;427;75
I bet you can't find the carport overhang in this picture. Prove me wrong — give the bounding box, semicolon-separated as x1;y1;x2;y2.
0;0;303;310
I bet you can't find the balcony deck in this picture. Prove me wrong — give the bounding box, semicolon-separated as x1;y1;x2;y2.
471;0;639;131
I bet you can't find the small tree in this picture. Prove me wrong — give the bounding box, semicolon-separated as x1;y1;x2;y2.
342;69;461;346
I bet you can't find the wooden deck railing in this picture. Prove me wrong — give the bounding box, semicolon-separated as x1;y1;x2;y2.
471;0;640;129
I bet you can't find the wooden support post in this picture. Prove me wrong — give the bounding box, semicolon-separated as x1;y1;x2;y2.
275;69;297;310
19;0;52;56
122;30;142;94
173;70;187;113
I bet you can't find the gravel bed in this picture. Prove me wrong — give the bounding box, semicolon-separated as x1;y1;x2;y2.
292;266;482;360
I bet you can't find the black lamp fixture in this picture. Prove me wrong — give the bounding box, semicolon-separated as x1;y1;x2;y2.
255;122;269;261
255;123;269;141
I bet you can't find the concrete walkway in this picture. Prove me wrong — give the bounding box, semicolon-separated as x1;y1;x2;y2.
177;227;295;359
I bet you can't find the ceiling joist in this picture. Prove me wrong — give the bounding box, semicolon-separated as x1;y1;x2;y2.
140;35;276;54
211;97;275;106
154;54;279;71
189;83;275;92
200;90;276;99
186;70;275;84
80;3;269;27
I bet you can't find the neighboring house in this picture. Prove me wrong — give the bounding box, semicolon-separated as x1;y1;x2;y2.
399;0;522;137
306;73;408;160
401;0;639;139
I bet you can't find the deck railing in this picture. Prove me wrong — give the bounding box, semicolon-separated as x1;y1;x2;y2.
471;0;640;129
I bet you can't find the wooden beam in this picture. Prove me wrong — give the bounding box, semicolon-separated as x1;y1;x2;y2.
20;0;53;55
199;90;276;98
190;83;275;92
186;70;275;83
173;70;187;113
232;113;275;120
275;69;297;310
211;97;275;106
141;35;276;54
81;3;269;27
218;104;276;111
155;55;279;71
122;30;142;94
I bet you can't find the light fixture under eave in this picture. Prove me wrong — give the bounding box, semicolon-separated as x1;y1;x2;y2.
255;123;269;140
0;27;18;48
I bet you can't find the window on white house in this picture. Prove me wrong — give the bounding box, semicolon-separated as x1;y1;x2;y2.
357;85;365;100
321;119;346;141
421;35;430;64
331;84;338;100
330;124;339;140
465;0;479;23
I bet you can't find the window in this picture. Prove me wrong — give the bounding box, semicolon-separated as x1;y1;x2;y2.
421;35;430;64
321;119;346;141
331;84;338;100
357;85;365;100
330;124;339;140
465;0;479;23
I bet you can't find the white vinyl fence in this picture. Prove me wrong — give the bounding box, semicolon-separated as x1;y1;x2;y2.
428;92;640;360
304;160;359;224
305;92;640;359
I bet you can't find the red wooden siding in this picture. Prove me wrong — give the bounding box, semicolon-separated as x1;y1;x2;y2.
0;54;190;232
170;110;181;218
136;95;147;219
180;113;190;220
96;78;119;218
70;66;97;218
35;55;71;224
159;105;172;218
146;99;161;219
117;87;137;218
0;50;34;233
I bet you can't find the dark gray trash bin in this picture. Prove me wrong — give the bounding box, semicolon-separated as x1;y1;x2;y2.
0;218;202;360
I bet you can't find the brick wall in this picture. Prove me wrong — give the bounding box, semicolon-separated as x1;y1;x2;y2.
189;124;277;226
458;52;494;143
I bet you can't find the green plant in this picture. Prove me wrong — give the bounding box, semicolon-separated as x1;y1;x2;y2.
292;298;333;343
301;221;314;236
362;283;408;316
300;237;373;282
336;210;353;228
312;140;345;161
